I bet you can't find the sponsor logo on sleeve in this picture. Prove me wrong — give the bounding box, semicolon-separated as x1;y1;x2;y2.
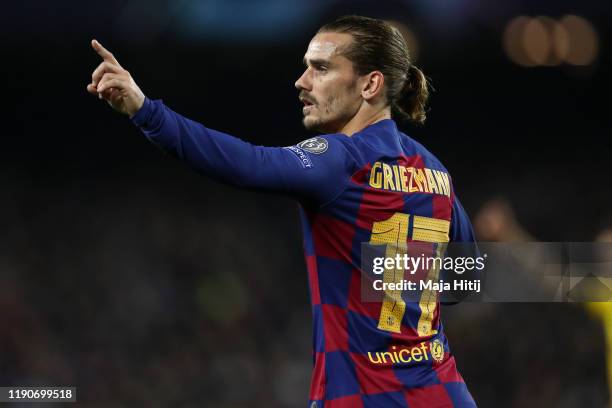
297;137;328;154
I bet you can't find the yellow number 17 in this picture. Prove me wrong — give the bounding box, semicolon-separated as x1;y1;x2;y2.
369;213;450;336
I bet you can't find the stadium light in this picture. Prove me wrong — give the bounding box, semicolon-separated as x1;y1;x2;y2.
559;15;599;66
503;15;599;68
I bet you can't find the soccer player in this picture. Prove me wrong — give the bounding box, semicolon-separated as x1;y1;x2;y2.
88;15;478;407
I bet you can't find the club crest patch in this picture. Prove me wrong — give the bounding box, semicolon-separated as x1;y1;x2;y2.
430;339;445;363
297;137;328;154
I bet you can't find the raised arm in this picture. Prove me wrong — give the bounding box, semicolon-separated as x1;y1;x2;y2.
87;40;354;204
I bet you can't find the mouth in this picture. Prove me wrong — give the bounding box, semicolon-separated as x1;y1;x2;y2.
300;97;315;113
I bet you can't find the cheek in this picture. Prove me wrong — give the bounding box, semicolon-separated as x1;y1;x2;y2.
322;95;337;115
315;75;357;114
324;84;357;114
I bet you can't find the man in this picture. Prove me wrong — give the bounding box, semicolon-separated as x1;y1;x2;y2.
88;15;477;408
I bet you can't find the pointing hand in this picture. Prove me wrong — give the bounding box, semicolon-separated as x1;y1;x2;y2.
87;39;145;117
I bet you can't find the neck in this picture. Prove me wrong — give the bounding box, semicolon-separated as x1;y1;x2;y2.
339;105;391;136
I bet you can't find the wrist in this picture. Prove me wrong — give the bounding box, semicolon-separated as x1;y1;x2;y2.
128;94;146;119
130;96;154;126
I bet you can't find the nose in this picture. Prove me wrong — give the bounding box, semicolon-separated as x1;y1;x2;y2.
294;68;311;91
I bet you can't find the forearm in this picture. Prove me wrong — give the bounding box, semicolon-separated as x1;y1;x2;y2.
132;98;291;190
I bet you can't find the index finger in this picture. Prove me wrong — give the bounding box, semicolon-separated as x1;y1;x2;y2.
91;39;122;68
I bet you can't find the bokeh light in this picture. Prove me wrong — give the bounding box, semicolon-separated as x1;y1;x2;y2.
559;15;599;66
522;17;550;66
503;16;533;67
503;15;599;67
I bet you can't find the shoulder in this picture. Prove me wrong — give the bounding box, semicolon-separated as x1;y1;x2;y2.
288;133;354;160
351;119;452;174
294;136;332;154
399;131;451;174
280;134;361;184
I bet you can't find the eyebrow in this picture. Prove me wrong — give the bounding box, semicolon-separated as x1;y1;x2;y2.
303;57;332;67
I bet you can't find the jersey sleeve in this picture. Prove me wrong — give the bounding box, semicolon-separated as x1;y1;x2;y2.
131;98;354;204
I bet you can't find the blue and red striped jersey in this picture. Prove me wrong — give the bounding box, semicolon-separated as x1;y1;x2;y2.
133;97;478;407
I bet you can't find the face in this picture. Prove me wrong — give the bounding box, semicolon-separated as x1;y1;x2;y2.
295;32;363;133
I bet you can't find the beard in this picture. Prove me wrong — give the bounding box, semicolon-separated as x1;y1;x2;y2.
300;79;360;133
302;94;349;133
302;113;324;132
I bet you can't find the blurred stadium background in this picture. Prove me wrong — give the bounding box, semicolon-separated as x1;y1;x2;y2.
2;0;611;406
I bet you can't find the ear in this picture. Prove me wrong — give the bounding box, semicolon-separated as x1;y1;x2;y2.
360;71;385;101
